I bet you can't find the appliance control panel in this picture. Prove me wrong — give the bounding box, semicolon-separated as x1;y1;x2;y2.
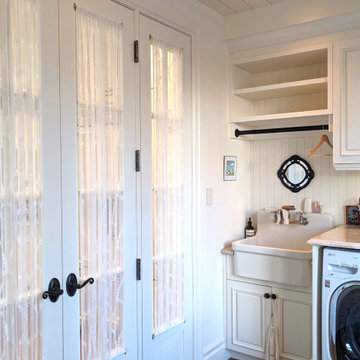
323;248;360;278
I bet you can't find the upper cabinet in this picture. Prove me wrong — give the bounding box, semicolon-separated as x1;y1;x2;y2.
333;37;360;170
229;45;332;138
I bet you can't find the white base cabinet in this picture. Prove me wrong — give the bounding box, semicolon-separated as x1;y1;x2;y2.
274;288;312;360
227;281;272;358
333;36;360;170
227;280;312;360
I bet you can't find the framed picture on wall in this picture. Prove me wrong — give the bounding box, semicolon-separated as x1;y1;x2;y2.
223;156;237;181
346;205;360;225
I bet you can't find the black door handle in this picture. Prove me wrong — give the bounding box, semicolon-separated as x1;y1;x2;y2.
66;273;94;297
42;278;64;303
264;293;270;299
271;294;277;300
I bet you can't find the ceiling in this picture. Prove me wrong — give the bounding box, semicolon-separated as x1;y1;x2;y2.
197;0;290;16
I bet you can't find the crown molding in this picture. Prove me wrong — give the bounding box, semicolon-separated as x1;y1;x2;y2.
226;11;360;54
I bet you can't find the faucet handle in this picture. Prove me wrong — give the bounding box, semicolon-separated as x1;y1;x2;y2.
296;210;304;215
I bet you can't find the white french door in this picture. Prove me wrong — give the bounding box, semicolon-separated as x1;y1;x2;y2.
1;0;137;358
1;1;193;359
139;16;193;360
0;0;63;358
59;0;138;359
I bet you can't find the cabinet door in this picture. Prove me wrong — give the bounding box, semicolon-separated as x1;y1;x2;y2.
227;280;272;358
273;288;312;360
333;37;360;170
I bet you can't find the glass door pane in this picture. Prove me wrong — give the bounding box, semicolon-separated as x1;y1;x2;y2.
333;284;360;359
0;0;43;358
75;7;125;358
151;40;185;336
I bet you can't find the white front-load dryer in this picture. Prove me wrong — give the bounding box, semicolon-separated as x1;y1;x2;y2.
322;248;360;360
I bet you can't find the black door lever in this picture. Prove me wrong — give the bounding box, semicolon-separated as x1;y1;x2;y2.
42;278;64;302
66;273;94;297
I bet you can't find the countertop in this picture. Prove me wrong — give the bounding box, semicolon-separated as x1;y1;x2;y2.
307;225;360;249
220;244;234;255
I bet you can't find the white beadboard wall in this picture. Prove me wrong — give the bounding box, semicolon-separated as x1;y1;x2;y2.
232;62;328;116
250;134;360;226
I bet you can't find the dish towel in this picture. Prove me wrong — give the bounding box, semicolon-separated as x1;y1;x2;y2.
281;209;289;225
265;313;279;360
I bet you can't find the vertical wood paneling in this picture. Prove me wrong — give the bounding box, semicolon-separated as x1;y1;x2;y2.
259;141;268;209
266;140;274;208
247;63;328;116
251;63;327;87
250;135;360;226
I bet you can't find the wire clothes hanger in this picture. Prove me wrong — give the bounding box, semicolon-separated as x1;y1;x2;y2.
307;134;333;158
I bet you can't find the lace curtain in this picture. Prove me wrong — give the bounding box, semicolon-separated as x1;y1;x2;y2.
0;0;42;359
76;8;125;359
151;38;184;335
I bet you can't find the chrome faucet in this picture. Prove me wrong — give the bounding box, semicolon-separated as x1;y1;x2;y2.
290;211;309;225
271;209;282;224
271;209;309;225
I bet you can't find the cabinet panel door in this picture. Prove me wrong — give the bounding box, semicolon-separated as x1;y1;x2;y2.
227;280;271;357
273;288;312;360
333;37;360;169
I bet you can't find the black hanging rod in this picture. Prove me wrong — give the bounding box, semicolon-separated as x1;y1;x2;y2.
235;124;329;137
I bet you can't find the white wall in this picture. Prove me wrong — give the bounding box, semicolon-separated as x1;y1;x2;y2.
195;8;250;360
224;0;360;231
249;134;360;226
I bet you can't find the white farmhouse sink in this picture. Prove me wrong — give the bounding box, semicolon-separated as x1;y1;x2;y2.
232;210;333;287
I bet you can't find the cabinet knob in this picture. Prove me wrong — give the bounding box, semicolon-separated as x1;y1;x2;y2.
264;293;270;299
271;294;277;300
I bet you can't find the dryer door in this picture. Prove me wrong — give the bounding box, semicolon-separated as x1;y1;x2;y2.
330;282;360;360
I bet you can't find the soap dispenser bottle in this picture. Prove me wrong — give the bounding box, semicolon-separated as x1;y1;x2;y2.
245;217;255;238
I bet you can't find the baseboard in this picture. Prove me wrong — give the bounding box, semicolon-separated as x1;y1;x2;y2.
203;337;226;360
226;349;259;360
202;338;260;360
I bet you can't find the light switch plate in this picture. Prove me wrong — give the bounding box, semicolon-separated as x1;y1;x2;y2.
206;188;213;206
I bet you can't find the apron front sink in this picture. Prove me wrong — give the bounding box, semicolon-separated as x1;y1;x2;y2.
232;210;333;287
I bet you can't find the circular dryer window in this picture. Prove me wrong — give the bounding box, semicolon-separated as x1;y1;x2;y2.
331;283;360;359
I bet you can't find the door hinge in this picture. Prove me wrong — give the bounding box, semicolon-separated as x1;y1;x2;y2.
135;150;140;172
134;40;139;63
136;258;141;280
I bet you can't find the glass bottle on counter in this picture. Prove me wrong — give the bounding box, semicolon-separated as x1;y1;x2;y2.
245;217;255;238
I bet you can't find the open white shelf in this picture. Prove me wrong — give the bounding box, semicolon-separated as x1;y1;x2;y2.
233;77;327;101
234;109;331;126
228;45;332;139
234;48;328;74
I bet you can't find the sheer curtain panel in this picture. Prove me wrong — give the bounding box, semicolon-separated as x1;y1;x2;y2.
0;0;42;359
76;8;125;359
151;38;184;336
